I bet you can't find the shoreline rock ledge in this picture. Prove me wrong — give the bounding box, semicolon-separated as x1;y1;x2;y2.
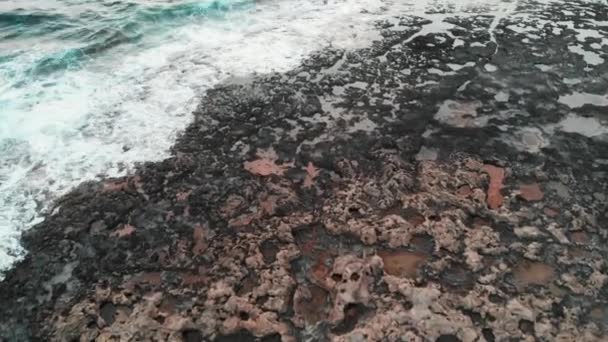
1;2;608;341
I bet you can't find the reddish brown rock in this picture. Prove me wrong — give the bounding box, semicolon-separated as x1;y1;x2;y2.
228;213;258;228
180;273;208;287
101;176;143;194
519;183;544;201
302;162;320;188
543;207;559;217
570;231;590;244
102;180;130;193
192;224;208;256
175;190;192;202
482;164;505;209
244;148;294;177
110;224;136;238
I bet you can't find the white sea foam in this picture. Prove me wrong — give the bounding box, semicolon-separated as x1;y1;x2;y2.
0;0;601;274
3;0;397;273
0;0;434;273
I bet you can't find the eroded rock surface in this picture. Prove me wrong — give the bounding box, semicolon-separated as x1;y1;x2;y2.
1;0;608;341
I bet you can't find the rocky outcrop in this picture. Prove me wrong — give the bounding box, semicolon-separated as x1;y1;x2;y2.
1;0;607;341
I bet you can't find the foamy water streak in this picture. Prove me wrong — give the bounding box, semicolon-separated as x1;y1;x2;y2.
0;0;551;273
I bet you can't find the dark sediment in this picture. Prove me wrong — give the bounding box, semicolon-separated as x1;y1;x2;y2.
1;0;608;341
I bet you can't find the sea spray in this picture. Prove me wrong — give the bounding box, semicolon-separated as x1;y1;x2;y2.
0;0;532;274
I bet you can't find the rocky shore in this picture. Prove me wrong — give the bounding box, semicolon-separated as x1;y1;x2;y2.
1;0;607;341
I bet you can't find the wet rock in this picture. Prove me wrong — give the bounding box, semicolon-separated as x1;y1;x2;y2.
99;302;116;326
547;181;570;200
215;330;257;342
589;305;608;333
260;240;280;265
518;319;534;335
440;265;475;292
436;334;461;342
182;329;203;342
2;3;608;341
331;303;369;336
481;328;495;342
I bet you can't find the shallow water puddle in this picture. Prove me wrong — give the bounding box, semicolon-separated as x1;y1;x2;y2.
294;285;329;325
513;261;555;287
557;114;608;137
0;0;428;274
434;100;485;128
568;45;605;65
378;250;427;278
558;92;608;108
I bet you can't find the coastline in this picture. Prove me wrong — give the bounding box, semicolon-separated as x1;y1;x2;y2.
1;1;608;340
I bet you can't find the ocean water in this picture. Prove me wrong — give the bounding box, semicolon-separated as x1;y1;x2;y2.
0;0;585;274
0;0;425;274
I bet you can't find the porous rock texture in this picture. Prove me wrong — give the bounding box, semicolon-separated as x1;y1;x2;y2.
1;0;608;341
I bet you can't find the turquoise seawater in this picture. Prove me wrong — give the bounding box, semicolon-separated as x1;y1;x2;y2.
0;0;257;272
0;0;400;274
0;0;253;77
